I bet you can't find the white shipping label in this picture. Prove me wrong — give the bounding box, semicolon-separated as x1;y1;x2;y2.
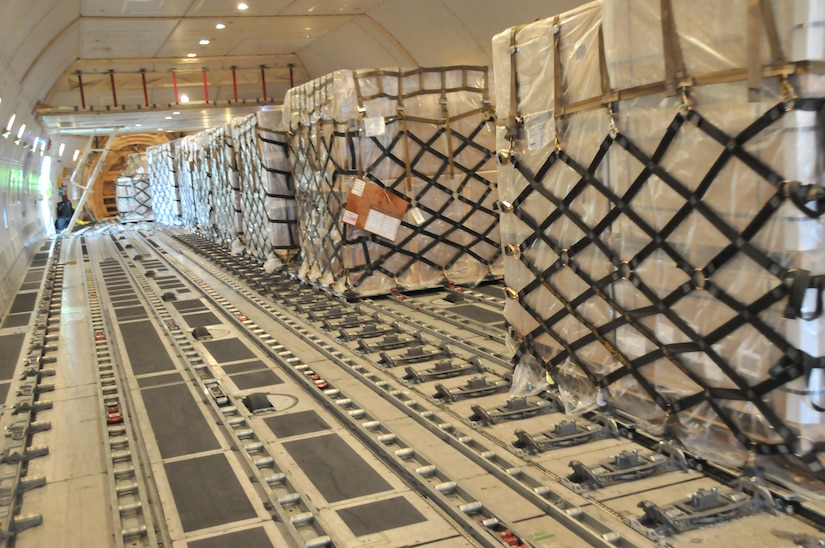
352;178;366;197
364;209;402;241
524;111;553;151
363;116;386;137
342;210;359;226
408;206;425;225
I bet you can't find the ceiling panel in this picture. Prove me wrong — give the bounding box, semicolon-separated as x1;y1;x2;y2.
42;104;278;135
80;19;180;58
81;0;192;18
279;0;390;16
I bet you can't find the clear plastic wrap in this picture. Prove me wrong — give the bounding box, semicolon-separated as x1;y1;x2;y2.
494;0;825;483
146;141;181;226
284;66;502;297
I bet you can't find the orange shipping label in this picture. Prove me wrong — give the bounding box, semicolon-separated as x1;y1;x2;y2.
342;178;408;241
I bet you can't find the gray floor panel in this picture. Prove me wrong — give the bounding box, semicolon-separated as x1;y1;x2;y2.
142;383;220;458
20;282;40;291
187;527;273;548
0;333;25;380
164;453;257;532
473;283;504;299
222;361;267;375
8;292;37;314
451;304;502;324
23;271;43;284
201;339;256;364
283;434;392;502
0;382;10;405
172;300;207;312
137;372;183;388
182;312;220;328
2;313;30;329
120;321;176;375
337;496;427;536
263;410;330;438
110;298;141;307
229;369;283;390
114;306;148;320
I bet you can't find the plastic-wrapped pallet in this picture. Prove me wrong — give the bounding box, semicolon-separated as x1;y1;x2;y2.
494;0;825;483
116;152;153;223
147;140;181;226
232;109;299;265
207;124;242;248
283;66;502;297
175;132;216;238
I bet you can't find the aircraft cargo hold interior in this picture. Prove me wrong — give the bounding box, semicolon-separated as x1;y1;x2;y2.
0;1;824;547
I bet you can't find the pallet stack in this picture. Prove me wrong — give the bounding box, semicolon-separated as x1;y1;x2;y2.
207;124;242;247
232;109;299;264
146;141;181;226
175;132;215;238
494;0;825;482
116;152;153;223
283;67;503;296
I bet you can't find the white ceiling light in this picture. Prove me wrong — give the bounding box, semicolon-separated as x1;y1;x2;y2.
199;39;210;45
72;149;80;161
58;143;66;156
165;116;173;120
180;94;190;103
187;53;197;58
6;113;15;131
135;123;142;127
173;111;180;115
17;124;26;138
215;23;226;30
237;2;249;10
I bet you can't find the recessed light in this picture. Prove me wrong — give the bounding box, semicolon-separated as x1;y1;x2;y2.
215;23;226;30
187;53;197;58
157;128;164;131
173;111;180;115
180;94;190;103
199;39;210;45
237;2;249;10
135;123;142;127
165;116;173;120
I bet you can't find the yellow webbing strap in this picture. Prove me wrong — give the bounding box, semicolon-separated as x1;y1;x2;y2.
660;0;686;96
552;15;564;117
398;72;414;194
440;68;455;179
506;27;521;139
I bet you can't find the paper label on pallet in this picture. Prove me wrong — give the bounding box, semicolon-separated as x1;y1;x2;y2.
524;111;553;151
343;177;408;241
364;209;403;240
363;116;386;137
352;178;366;197
409;206;425;225
342;210;359;225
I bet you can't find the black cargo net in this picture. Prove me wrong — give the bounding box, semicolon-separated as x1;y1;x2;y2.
506;98;825;479
234;115;299;263
288;68;501;295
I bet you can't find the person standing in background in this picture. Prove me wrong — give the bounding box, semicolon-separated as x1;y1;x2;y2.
55;193;74;231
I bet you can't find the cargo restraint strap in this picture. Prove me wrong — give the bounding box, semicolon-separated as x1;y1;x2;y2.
505;97;825;479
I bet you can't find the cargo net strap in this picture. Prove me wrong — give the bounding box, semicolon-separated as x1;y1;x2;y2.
338;119;499;287
508;98;825;478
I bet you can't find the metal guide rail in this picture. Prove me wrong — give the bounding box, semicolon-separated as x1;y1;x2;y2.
0;241;60;543
136;233;545;548
98;235;333;547
81;242;160;547
162;231;649;548
159;230;825;546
